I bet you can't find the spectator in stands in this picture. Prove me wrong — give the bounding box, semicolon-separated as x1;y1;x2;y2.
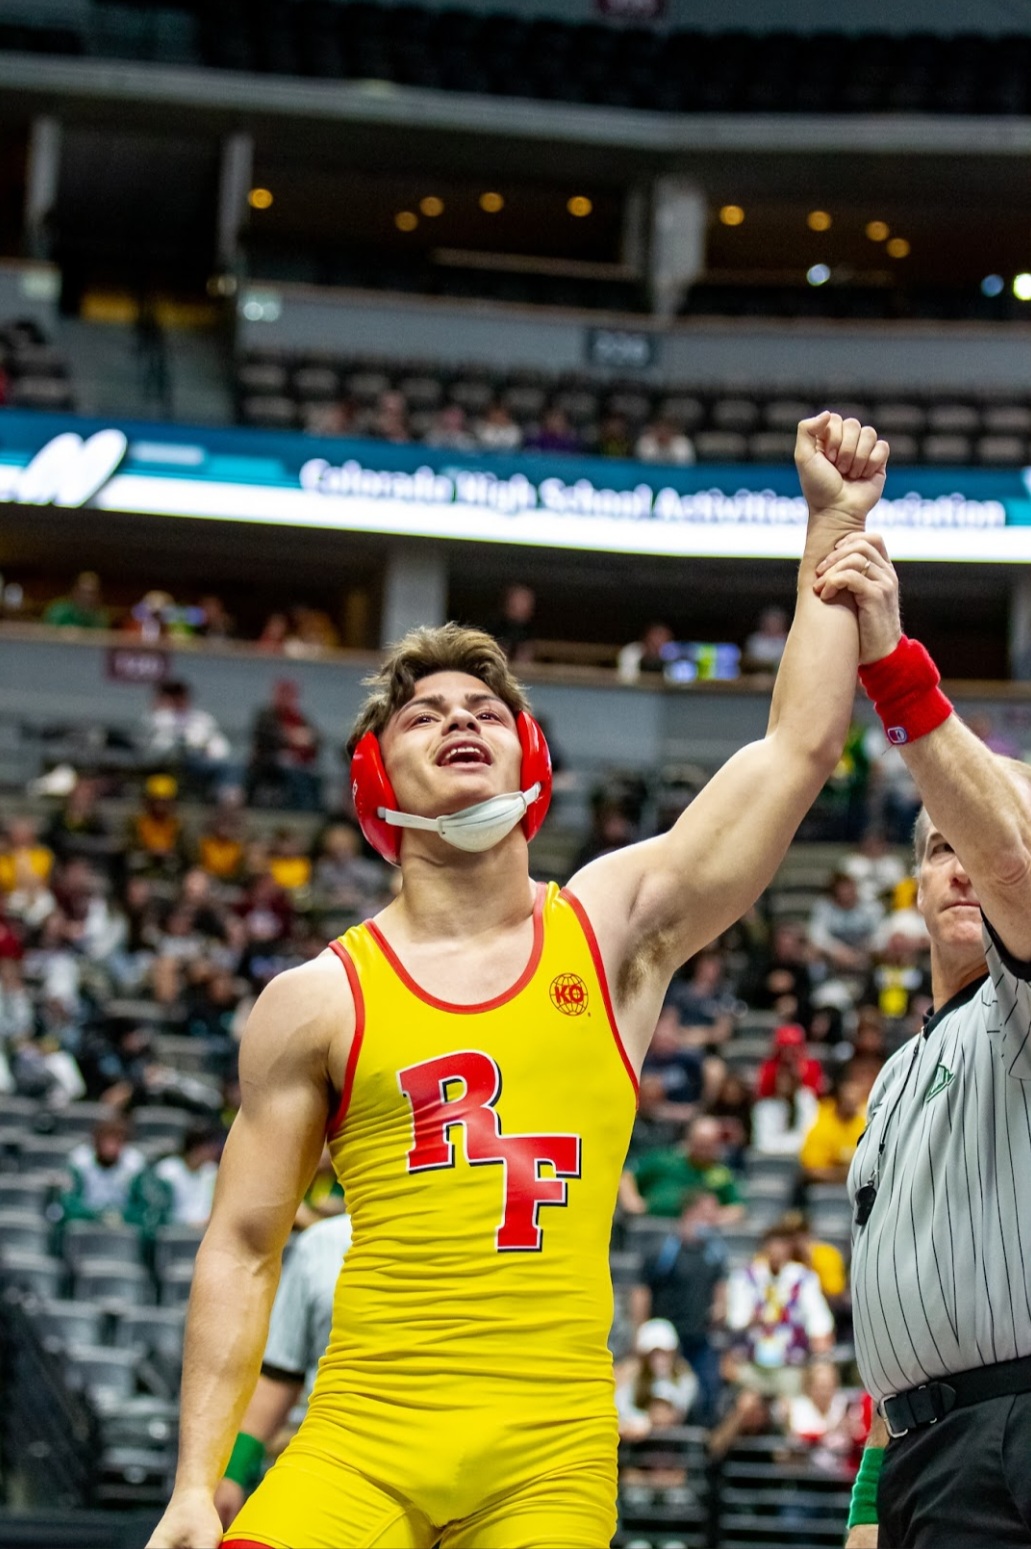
289;605;340;654
525;406;580;454
185;961;245;1049
4;865;56;934
863;723;922;844
616;621;674;682
668;947;741;1051
616;1318;699;1441
807;871;883;1022
620;1115;745;1224
61;1113;146;1223
43;776;118;874
128;1122;224;1233
708;1224;835;1457
596;413;633;459
42;570;110;630
126;774;188;879
302;399;358;438
862;919;932;1037
196;803;248;883
571;799;637;869
256;611;300;654
368;390;411;444
630;1190;728;1425
798;1067;867;1190
0;956;34;1046
635;417;695;466
425;403;476;451
705;1070;754;1168
777;1209;849;1332
752;1061;819;1156
739;921;815;1031
247;679;323;811
755;1023;823;1100
844;1009;889;1100
741;606;790;674
139;679;237;799
474;400;522;452
626;1072;684;1162
777;1360;861;1473
266;829;313;894
312;822;390;914
123;589;176;642
197;594;236;641
839;828;907;907
0;817;55;895
486;582;537;664
639;1003;705;1125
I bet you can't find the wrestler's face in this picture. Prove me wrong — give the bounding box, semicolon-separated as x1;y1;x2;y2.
380;671;522;816
917;829;983;954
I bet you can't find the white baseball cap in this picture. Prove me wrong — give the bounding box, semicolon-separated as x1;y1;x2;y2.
635;1318;679;1354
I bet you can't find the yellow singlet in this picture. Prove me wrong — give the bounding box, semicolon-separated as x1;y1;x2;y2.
225;881;638;1549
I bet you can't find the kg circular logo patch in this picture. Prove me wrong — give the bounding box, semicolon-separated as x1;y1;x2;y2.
550;972;589;1016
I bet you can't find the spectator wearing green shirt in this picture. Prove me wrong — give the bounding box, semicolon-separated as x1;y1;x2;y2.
619;1115;745;1225
43;571;110;629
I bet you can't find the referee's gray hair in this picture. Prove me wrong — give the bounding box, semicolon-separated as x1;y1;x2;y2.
913;754;1031;869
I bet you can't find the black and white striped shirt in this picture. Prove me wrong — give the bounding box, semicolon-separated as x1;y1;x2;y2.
848;922;1031;1405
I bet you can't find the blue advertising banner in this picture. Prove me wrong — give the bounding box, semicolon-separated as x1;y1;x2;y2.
0;409;1028;562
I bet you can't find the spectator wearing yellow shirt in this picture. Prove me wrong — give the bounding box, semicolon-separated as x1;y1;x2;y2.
266;829;313;893
0;817;55;894
777;1207;850;1327
196;807;247;882
798;1067;867;1187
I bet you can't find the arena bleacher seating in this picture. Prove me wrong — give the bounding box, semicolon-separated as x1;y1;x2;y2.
236;351;1031;465
10;5;1031;120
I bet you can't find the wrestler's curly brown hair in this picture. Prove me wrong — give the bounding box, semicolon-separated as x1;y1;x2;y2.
346;623;530;754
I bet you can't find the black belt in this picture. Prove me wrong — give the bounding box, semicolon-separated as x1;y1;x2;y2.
880;1353;1031;1438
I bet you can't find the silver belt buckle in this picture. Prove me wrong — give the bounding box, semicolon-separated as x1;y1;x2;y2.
878;1394;910;1439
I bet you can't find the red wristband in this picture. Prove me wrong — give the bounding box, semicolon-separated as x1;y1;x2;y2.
858;635;953;746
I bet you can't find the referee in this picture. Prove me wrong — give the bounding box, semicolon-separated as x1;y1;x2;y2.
815;532;1031;1548
215;1212;352;1528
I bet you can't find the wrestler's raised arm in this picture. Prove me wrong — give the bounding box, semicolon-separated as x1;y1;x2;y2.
569;413;889;1063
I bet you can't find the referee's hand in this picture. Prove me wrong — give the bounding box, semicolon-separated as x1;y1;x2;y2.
845;1527;879;1546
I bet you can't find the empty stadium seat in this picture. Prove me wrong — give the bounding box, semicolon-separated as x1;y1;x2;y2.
34;1297;107;1351
153;1224;204;1276
0;1171;56;1213
0;1208;53;1256
63;1221;143;1271
66;1343;140;1406
0;1248;65;1298
158;1259;195;1307
74;1258;154;1306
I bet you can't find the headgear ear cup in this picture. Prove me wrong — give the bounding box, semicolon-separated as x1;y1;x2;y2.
350;730;403;866
516;711;552;840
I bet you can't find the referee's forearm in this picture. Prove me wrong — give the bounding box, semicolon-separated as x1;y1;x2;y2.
865;1410;888;1449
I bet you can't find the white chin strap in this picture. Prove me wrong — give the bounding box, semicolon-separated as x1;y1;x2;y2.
379;784;542;854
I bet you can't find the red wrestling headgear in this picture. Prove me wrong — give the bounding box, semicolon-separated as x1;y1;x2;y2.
351;710;552;866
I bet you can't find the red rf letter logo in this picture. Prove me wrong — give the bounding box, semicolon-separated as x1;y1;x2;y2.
397;1050;581;1252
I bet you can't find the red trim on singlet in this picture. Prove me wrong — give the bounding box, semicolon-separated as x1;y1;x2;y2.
561;886;639;1103
363;882;546;1015
326;939;365;1137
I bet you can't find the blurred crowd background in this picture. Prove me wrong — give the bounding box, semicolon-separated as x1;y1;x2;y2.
2;0;1031;1544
